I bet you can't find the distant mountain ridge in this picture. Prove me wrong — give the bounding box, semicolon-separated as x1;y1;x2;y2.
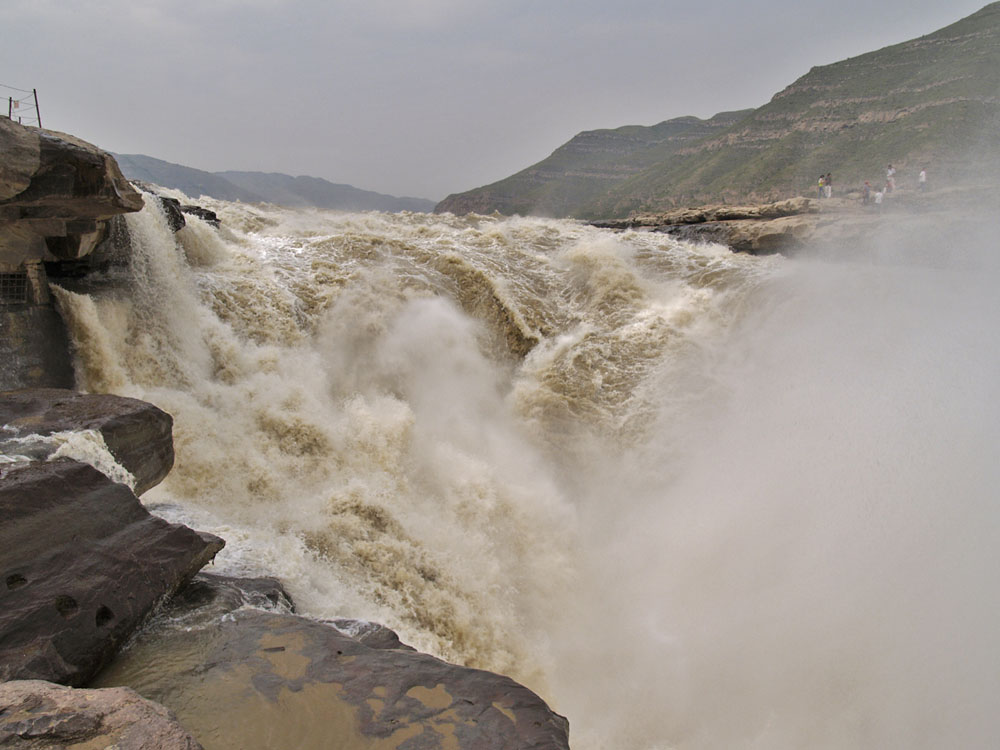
437;2;1000;219
434;110;751;217
113;154;436;213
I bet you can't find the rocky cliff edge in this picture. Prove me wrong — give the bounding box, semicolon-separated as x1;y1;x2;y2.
0;119;142;268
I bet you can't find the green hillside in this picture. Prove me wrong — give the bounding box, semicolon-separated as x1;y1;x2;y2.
586;1;1000;217
437;3;1000;219
435;110;751;217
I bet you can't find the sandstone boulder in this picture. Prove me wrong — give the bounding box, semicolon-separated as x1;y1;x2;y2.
0;459;224;686
0;388;174;495
0;680;203;749
0;119;142;265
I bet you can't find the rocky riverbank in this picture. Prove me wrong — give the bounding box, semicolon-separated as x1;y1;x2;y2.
0;388;571;748
591;187;1000;256
591;196;820;254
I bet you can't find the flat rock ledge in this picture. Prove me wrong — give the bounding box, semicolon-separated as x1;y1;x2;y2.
589;187;1000;256
0;679;203;749
591;197;821;254
98;605;571;750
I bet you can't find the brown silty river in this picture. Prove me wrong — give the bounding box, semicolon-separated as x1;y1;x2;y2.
54;195;1000;749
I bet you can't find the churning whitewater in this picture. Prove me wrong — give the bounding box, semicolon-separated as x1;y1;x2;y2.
54;194;1000;749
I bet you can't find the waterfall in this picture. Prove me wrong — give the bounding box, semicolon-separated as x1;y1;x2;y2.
57;194;1000;748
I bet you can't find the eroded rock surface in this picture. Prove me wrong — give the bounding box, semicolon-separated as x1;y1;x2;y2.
0;459;223;686
0;119;142;265
0;679;203;749
97;607;570;750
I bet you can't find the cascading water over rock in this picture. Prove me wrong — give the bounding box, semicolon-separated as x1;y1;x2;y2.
53;192;1000;749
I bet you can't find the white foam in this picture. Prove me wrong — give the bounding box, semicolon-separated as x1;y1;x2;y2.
0;428;136;489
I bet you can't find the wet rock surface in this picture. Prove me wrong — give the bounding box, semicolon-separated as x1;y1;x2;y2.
0;679;203;749
0;452;223;686
654;213;820;254
129;182;223;233
97;606;570;750
0;388;174;495
152;572;297;627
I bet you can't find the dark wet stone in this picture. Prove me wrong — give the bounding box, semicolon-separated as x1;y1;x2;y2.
0;460;224;686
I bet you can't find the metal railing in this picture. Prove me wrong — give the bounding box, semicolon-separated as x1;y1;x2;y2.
1;83;40;128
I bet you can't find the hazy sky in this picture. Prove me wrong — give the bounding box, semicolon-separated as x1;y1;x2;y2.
0;1;989;200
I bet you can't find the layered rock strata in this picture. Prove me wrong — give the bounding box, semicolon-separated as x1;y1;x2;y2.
0;120;144;390
0;119;142;267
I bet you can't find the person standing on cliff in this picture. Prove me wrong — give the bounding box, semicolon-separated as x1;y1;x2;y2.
818;175;826;199
824;173;833;199
886;164;896;193
862;181;871;205
919;168;927;191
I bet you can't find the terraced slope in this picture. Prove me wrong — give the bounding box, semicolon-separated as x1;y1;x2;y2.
438;3;1000;219
435;110;751;218
586;2;1000;216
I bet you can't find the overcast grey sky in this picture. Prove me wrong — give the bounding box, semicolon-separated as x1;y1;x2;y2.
0;1;989;200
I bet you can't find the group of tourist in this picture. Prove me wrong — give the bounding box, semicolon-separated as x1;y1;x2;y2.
815;163;930;208
817;172;834;198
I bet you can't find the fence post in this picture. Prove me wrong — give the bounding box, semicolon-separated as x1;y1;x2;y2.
33;89;40;129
